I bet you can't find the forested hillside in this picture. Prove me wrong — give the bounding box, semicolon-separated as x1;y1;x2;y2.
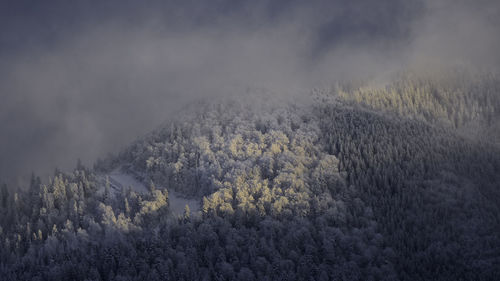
334;70;500;144
1;72;499;280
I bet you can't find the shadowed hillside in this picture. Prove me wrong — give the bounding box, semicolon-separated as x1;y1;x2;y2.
1;72;500;280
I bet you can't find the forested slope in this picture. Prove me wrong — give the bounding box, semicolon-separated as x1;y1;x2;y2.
1;72;499;280
333;70;500;144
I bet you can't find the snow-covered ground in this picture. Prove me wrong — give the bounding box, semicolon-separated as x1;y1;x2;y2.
97;168;148;196
99;168;200;215
109;169;149;193
168;189;201;214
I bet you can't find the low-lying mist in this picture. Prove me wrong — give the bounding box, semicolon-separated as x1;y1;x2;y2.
0;0;499;185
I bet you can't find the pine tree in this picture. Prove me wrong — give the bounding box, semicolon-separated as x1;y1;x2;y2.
0;183;8;209
149;181;156;193
104;176;111;204
124;198;131;217
183;205;191;222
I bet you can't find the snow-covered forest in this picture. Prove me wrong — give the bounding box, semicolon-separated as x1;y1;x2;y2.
0;71;499;280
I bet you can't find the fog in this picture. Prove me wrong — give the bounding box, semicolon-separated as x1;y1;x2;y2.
1;0;499;185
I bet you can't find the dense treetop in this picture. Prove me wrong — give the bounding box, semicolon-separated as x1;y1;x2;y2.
1;70;499;280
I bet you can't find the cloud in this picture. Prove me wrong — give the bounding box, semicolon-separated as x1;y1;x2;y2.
408;0;500;70
0;0;498;184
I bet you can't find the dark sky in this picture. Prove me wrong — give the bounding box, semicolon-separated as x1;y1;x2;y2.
0;1;418;55
0;0;499;185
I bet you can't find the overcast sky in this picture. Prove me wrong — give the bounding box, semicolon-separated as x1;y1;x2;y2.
1;0;499;185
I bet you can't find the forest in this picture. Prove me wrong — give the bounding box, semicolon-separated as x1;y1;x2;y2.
1;70;499;280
